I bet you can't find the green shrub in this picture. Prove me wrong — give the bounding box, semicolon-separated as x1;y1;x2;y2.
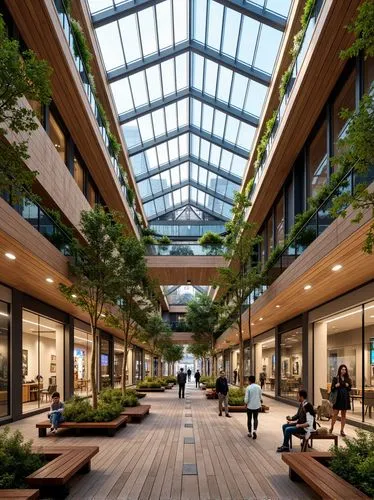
199;376;216;388
0;427;43;489
63;396;122;422
228;387;245;406
162;376;177;384
99;388;139;408
329;429;374;497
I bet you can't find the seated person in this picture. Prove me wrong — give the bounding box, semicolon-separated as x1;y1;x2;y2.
276;389;315;452
48;391;64;433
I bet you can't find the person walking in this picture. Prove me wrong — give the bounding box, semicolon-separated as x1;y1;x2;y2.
194;369;201;388
216;370;231;418
244;375;262;439
329;364;352;436
177;367;187;398
233;369;238;385
187;368;192;382
259;371;266;390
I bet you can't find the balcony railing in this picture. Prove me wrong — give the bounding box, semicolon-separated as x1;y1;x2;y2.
145;244;224;256
168;321;189;332
53;0;141;233
2;193;73;256
248;0;324;203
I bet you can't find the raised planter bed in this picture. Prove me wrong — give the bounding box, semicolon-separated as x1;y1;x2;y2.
136;392;146;399
136;387;165;392
282;452;368;499
0;490;39;499
121;405;151;423
228;405;247;412
36;415;128;437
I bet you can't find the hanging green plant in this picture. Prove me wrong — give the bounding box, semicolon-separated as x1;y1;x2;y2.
340;0;374;60
142;235;157;245
254;110;278;170
70;19;93;75
244;177;254;197
158;235;171;245
126;186;135;206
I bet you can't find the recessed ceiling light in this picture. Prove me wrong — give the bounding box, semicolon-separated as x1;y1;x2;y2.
370;315;374;318
46;277;54;283
100;313;105;317
259;317;263;321
5;252;16;260
186;280;191;285
332;264;343;272
251;322;255;326
0;312;8;317
276;304;280;308
304;284;312;290
72;294;77;298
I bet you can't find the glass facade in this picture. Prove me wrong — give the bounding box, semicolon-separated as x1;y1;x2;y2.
314;300;374;425
22;310;64;413
280;328;303;401
0;301;9;418
100;337;111;389
73;328;93;397
308;119;327;198
254;334;275;397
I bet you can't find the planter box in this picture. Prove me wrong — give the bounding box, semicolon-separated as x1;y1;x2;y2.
136;387;165;392
228;405;247;412
36;415;128;437
136;392;146;398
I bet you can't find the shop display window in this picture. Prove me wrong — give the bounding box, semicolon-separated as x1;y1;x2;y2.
100;337;111;389
114;340;124;388
73;328;92;397
255;334;275;396
134;348;143;382
0;301;10;418
22;310;64;413
280;328;303;401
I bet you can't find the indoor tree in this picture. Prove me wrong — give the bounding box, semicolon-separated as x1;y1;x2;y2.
139;314;172;377
104;236;151;394
163;344;184;375
0;16;52;200
185;293;219;376
215;192;263;387
60;206;122;408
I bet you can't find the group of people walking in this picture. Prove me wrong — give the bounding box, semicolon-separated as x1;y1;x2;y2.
176;363;352;448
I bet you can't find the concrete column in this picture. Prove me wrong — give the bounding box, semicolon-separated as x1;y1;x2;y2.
255;342;262;382
314;321;327;405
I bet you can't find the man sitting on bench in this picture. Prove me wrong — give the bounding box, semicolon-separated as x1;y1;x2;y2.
276;389;315;453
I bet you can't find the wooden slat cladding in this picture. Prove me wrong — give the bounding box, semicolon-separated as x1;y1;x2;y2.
247;0;361;229
146;256;226;285
216;203;374;348
5;0;139;236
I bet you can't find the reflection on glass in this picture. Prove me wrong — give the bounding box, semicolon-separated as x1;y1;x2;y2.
22;310;64;414
332;68;355;163
364;301;374;423
0;301;9;418
364;56;374;94
255;336;275;396
275;195;284;246
74;328;92;397
100;337;111;389
49;112;66;164
114;340;124;388
280;328;303;401
308;120;327;197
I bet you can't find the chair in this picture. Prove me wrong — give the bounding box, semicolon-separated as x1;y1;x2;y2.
40;384;57;402
363;392;374;418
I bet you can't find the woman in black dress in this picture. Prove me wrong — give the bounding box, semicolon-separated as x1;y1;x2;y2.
329;364;352;436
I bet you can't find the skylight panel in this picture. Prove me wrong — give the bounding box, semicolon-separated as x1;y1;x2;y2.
146;65;163;102
209;145;222;166
220;150;233;172
222;202;232;219
150;174;162;195
213;198;223;214
122;121;140;148
160;170;171;189
173;189;182;205
206;194;214;209
226;181;237;199
216;66;233;103
132;154;147;176
173;0;188;44
138;7;157;57
212;109;226;138
207;171;217;190
129;72;148;108
156;0;173;50
192;54;204;90
157;143;169;164
179;134;188;156
165;104;177;132
138;114;154;143
152;109;166;137
192;100;202;128
170;166;181;186
207;1;223;50
155;196;166;213
144;200;156;217
199;139;210;162
221;7;241;57
180;163;189;182
145;148;159;171
230;154;246;177
243;81;267;116
201;104;214;133
164;193;173;209
168;137;179;160
181;185;189;202
110;79;133;114
254;25;283;74
203;60;218;96
237;123;255;150
224;116;240;144
230;73;248;109
96;23;124;71
87;0;113;15
177;99;188;128
193;0;207;43
118;15;142;64
198;167;208;187
175;53;189;90
266;0;292;16
237;17;260;66
161;59;176;96
190;186;197;203
138;179;152;198
191;163;198;182
197;189;205;206
191;135;200;157
216;178;228;195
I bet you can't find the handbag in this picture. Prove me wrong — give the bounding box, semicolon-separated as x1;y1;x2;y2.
328;389;337;406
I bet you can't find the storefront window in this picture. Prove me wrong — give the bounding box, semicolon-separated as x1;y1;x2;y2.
244;346;251;383
280;328;303;400
231;348;240;385
364;301;374;423
0;301;10;418
144;353;151;377
22;310;64;413
308;120;327;197
100;337;111;389
73;328;92;397
134;348;143;382
49;111;66;164
255;334;275;396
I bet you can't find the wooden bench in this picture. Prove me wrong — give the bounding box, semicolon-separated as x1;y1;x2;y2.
25;446;98;496
291;431;338;451
136;387;165;392
282;452;368;499
0;491;39;499
121;405;151;423
36;414;128;437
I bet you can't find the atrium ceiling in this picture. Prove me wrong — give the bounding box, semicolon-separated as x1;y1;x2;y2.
88;0;291;234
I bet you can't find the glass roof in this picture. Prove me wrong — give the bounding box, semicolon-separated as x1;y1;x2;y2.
88;0;291;227
164;285;210;305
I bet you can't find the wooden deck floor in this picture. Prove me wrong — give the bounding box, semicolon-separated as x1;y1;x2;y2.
9;383;354;499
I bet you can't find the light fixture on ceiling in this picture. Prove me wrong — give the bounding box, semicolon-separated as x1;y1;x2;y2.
370;315;374;318
5;252;16;260
186;280;191;285
304;284;312;290
251;322;255;326
259;317;263;321
331;264;343;272
275;304;280;308
0;312;8;317
72;294;77;298
46;277;54;283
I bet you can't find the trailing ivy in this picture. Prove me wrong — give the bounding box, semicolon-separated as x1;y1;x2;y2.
244;177;254;196
158;235;171;245
340;0;374;60
254;110;278;170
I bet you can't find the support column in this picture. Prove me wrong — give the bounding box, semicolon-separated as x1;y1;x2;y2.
313;321;327;406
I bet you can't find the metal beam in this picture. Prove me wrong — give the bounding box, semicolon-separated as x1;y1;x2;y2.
150;220;224;226
119;88;259;127
190;40;271;87
128;126;249;159
147;201;229;221
142;180;234;205
135;154;242;184
107;41;270;87
213;0;287;31
107;41;190;83
92;0;166;28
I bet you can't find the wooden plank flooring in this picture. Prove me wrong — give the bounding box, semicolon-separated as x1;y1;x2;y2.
9;383;361;499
